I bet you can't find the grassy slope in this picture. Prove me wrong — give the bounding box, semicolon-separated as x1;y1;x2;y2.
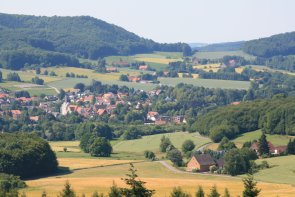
233;130;295;146
113;132;212;153
194;50;256;60
250;155;295;185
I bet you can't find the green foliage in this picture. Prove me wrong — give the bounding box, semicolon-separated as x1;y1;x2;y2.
160;136;172;152
108;182;122;197
119;74;129;82
223;188;231;197
0;13;190;70
242;175;261;197
0;173;26;196
144;151;156;161
218;137;237;151
89;137;112;157
0;133;58;178
6;72;21;82
181;140;195;153
194;97;295;141
224;148;255;176
258;133;269;155
31;76;44;85
243;31;295;58
208;185;220;197
167;149;183;167
0;71;2;82
169;187;191;197
58;181;76;197
121;127;142;140
287;139;295;154
195;186;205;197
120;163;155;197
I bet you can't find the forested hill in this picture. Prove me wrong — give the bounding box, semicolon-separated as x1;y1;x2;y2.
242;31;295;58
193;96;295;142
0;13;191;70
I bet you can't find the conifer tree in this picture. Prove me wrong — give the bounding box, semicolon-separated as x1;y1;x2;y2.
258;133;269;155
195;186;205;197
108;182;122;197
208;185;220;197
58;181;76;197
242;175;261;197
223;188;230;197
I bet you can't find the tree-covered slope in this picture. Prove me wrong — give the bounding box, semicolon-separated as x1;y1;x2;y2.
242;31;295;58
0;13;191;70
193;96;295;142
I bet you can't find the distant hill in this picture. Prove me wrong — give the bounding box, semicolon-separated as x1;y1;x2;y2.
0;13;191;70
195;41;245;52
242;31;295;58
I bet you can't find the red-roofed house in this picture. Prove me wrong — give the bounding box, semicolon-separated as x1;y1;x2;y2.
139;65;149;71
10;110;22;120
251;141;286;155
30;116;39;122
97;109;107;116
147;111;159;121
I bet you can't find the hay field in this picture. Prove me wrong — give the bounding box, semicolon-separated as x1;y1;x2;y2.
23;162;295;197
193;63;221;72
135;57;180;65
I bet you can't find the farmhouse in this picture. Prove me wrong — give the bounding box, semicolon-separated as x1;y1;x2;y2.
251;141;287;155
139;65;149;71
187;154;222;172
147;111;159;121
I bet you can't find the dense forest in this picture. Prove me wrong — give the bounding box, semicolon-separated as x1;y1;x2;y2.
242;31;295;58
0;13;191;70
196;41;245;52
193;96;295;142
0;133;58;178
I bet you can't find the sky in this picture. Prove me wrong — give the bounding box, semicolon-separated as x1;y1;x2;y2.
1;0;295;44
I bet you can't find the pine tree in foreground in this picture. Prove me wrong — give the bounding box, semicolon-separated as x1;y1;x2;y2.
242;174;261;197
208;185;220;197
169;187;191;197
223;188;231;197
58;181;76;197
108;182;122;197
195;185;205;197
120;163;155;197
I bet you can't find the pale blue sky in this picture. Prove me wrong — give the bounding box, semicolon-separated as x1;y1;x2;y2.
1;0;295;43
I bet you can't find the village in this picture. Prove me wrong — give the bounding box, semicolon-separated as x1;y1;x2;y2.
0;87;186;125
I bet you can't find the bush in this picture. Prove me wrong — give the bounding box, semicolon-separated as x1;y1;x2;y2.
209;165;218;173
144;151;156;161
182;140;195;153
167;149;183;167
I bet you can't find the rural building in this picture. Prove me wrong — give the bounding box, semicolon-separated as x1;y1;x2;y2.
10;110;22;120
147;111;159;121
251;141;287;155
187;154;220;172
173;116;186;124
139;65;149;71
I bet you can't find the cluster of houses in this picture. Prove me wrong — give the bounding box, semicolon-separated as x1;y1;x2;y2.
0;89;187;126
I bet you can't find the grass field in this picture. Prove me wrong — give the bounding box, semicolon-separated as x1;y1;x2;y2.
233;130;295;146
251;155;295;185
193;63;221;72
22;161;295;197
113;132;212;154
194;50;256;60
159;77;250;89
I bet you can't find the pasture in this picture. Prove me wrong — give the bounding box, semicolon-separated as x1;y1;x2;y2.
159;77;251;89
194;50;256;60
193;63;221;72
233;130;294;146
252;155;295;185
113;132;212;154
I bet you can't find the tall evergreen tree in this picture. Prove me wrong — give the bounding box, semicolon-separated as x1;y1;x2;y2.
108;182;122;197
242;175;261;197
120;163;155;197
287;139;295;154
195;186;205;197
223;188;231;197
258;133;269;155
58;181;76;197
208;185;220;197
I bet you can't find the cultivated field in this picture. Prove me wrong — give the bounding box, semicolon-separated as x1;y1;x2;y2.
22;161;295;197
193;63;222;72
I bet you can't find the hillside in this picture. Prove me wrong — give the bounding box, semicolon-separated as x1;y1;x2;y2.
196;41;245;52
193;96;295;142
0;13;191;70
242;31;295;58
